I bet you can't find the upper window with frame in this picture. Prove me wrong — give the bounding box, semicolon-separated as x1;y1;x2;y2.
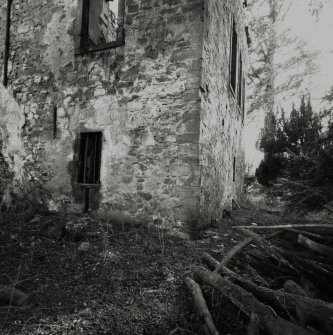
77;0;125;54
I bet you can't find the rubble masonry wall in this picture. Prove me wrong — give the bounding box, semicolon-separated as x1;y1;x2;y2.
0;0;204;223
199;0;247;224
0;0;246;226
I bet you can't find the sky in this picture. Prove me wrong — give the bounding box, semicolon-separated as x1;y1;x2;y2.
108;0;119;17
285;0;333;106
244;0;333;174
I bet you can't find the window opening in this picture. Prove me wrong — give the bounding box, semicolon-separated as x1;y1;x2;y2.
230;18;238;94
3;0;12;86
233;156;236;182
237;54;243;108
79;0;125;53
77;132;102;185
242;77;246;120
53;107;57;139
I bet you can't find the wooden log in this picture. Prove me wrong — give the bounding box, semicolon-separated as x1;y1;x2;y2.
217;267;333;334
202;252;220;270
280;249;333;284
210;231;283;274
246;264;270;287
184;277;220;335
283;228;333;242
202;252;271;287
275;237;330;264
247;313;260;335
0;284;29;306
233;224;333;236
234;227;297;272
297;234;333;261
195;268;317;335
283;280;308;297
213;237;253;273
248;252;298;278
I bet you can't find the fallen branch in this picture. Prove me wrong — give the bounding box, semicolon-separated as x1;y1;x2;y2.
297;234;333;261
213;264;333;334
202;253;333;333
195;267;317;335
234;227;296;272
283;228;333;242
247;313;260;335
202;252;220;270
279;250;333;295
248;250;298;278
213;237;252;273
283;280;308;297
184;277;220;335
212;232;283;274
233;224;333;236
0;284;29;306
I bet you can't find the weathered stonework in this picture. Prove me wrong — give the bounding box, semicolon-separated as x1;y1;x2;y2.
199;0;247;224
0;0;247;227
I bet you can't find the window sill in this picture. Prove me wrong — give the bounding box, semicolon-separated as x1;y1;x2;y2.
75;38;124;56
75;183;101;189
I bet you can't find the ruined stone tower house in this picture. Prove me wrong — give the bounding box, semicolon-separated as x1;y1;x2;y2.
0;0;248;227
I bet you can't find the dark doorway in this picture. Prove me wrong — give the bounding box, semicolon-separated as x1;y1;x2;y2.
77;132;102;185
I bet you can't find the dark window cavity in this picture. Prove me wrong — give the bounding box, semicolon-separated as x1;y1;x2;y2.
79;0;125;53
77;132;102;185
237;54;243;108
3;0;12;86
230;18;238;94
53;107;58;139
242;77;246;120
233;156;236;182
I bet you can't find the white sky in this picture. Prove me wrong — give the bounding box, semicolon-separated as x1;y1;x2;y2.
245;0;333;173
284;0;333;106
108;0;119;16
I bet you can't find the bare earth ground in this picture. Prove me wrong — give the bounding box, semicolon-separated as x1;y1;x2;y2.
0;211;247;335
1;182;331;335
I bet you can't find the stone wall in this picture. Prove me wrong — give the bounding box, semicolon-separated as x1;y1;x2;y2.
0;0;247;226
199;0;247;224
0;85;26;209
0;0;205;223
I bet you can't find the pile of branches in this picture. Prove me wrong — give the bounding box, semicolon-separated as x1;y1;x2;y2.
185;223;333;334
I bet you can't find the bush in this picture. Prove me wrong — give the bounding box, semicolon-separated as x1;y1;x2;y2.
255;156;285;185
